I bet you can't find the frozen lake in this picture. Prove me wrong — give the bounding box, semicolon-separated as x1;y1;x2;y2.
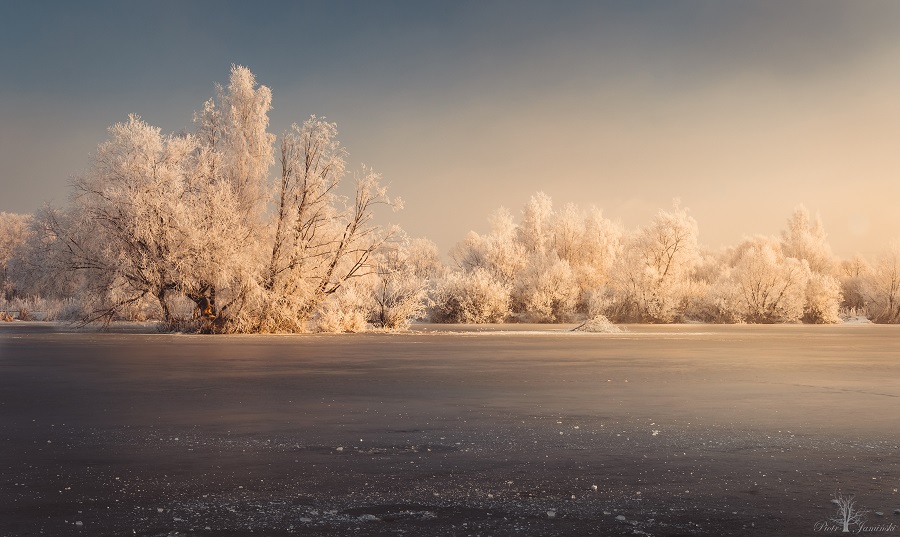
1;323;898;536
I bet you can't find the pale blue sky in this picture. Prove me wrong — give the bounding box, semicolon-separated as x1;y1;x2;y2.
3;1;900;257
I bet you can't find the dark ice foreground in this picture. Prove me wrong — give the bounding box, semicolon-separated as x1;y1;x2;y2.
1;323;898;536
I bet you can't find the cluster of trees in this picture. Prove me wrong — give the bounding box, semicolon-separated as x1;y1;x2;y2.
0;66;438;332
433;194;900;325
1;66;899;330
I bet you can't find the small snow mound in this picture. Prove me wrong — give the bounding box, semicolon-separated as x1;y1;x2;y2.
572;315;623;333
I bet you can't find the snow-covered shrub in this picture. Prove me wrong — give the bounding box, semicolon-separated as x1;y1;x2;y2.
314;282;370;332
513;254;578;322
839;254;870;313
430;269;510;323
369;238;437;330
370;273;427;330
804;272;842;324
695;269;744;324
49;298;88;322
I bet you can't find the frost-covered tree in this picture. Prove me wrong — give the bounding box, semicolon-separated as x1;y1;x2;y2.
781;205;836;275
518;192;553;255
0;212;31;299
194;65;275;222
697;206;843;324
23;68;278;327
861;240;900;323
451;207;527;283
609;203;699;322
254;116;401;332
184;65;275;323
779;206;842;322
839;253;870;312
706;237;810;323
28;115;231;324
546;203;622;309
569;206;622;293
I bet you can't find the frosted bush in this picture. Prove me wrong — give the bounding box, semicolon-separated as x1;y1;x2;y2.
0;296;51;321
430;269;510;323
804;272;842;324
839;254;869;312
370;273;428;330
514;254;578;322
314;282;369;332
369;238;435;330
50;298;87;322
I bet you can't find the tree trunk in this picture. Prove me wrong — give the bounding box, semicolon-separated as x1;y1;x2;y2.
157;288;172;324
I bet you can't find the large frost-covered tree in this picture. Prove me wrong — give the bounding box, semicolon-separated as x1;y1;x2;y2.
24;66;404;332
255;116;400;332
22;113;259;324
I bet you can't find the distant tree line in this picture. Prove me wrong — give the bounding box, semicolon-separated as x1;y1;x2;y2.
437;194;900;325
1;67;898;330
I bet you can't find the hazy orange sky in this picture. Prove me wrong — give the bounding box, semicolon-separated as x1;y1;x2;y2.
2;1;899;258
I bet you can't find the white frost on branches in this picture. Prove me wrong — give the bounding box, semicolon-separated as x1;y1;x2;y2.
16;66;408;332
